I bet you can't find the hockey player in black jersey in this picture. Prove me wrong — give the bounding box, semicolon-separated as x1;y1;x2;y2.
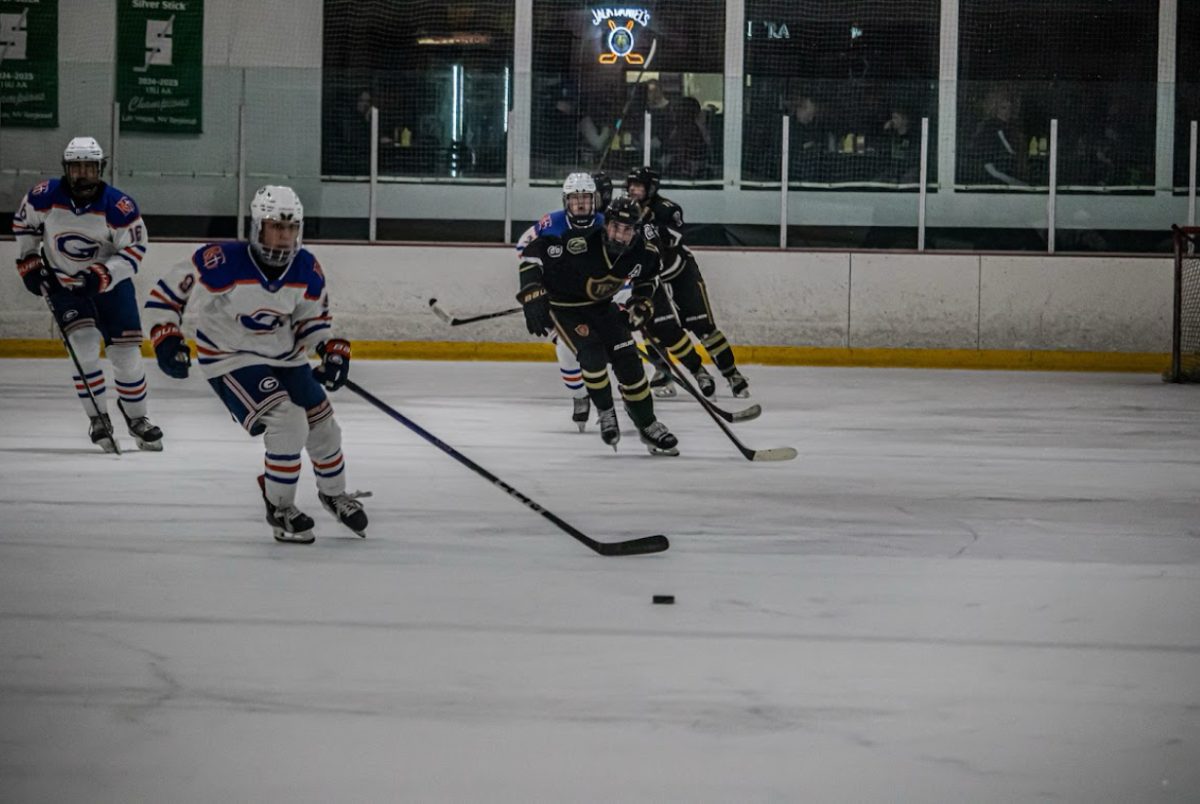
625;166;751;398
517;197;679;456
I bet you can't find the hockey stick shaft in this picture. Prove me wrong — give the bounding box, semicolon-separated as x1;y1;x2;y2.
41;287;120;453
644;340;795;462
345;379;668;556
637;341;761;423
428;298;522;326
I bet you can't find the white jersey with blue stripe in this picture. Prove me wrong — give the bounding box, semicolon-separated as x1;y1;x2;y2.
11;178;148;290
144;242;334;379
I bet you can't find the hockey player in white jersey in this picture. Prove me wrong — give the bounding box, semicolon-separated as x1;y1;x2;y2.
515;172;610;431
144;186;369;544
11;136;162;452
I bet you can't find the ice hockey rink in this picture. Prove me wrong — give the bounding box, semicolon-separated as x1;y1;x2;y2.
0;357;1197;803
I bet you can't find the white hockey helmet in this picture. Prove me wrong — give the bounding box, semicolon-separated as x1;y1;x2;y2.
62;136;107;198
561;171;598;228
249;185;304;268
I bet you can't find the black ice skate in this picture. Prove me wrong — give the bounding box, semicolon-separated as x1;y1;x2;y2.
572;395;590;432
597;406;620;450
724;369;750;399
319;489;372;537
258;474;315;544
638;420;679;457
649;366;676;398
88;412;120;454
118;399;163;451
694;367;716;398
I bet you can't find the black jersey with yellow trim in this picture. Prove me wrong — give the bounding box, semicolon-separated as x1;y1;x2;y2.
519;223;661;307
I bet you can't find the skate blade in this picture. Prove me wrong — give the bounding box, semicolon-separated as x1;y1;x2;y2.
273;527;315;544
652;386;677;398
133;437;163;452
575;421;587;433
94;436;120;454
645;445;680;457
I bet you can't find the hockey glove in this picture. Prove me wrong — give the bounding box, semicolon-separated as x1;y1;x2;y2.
626;295;654;330
517;283;552;336
77;263;112;296
150;323;191;379
16;254;56;296
313;338;351;391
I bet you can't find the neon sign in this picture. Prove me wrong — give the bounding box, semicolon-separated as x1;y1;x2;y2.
592;7;651;65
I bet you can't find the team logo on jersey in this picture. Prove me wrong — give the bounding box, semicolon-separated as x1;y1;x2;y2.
62;309;79;322
116;197;135;216
642;223;657;240
567;237;587;255
54;233;102;262
673;210;683;226
32;181;50;196
239;309;287;333
258;377;280;393
547;244;564;259
200;245;226;270
585;275;624;300
628;263;643;278
575;324;590;337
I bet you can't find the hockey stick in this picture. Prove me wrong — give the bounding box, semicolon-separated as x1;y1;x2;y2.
644;340;795;462
596;37;658;172
41;286;120;454
637;341;761;423
345;379;669;556
428;298;522;327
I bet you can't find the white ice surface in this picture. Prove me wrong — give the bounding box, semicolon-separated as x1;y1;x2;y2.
1;358;1198;803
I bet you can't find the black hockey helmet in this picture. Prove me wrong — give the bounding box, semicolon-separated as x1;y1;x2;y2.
625;166;660;200
603;196;642;250
591;171;614;209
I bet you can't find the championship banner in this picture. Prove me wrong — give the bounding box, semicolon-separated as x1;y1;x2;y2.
116;0;202;133
0;0;58;127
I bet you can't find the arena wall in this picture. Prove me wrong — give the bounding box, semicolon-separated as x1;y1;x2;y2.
0;241;1172;371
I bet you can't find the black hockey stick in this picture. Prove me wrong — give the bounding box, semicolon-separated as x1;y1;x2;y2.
345;379;668;556
637;342;761;423
428;298;522;326
40;286;121;454
644;340;795;462
596;37;659;172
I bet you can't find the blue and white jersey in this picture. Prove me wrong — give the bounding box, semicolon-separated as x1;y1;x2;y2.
144;242;334;379
514;209;606;256
12;179;148;290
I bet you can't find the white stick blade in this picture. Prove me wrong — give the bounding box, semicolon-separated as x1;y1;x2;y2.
751;446;797;462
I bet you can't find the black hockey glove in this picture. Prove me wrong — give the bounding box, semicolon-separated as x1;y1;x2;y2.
150;323;191;379
517;283;552;336
626;295;654;330
313;338;351;391
16;254;56;296
77;263;113;296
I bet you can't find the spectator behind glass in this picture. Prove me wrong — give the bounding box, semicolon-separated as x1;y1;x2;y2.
880;107;920;184
642;79;672;161
662;97;712;179
578;90;616;165
968;85;1026;186
786;93;833;181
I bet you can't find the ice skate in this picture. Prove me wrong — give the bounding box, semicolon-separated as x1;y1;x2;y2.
725;369;750;399
597;406;620;450
649;366;676;398
117;399;163;451
258;474;315;544
638;420;680;456
319;489;371;537
88;413;120;454
571;395;591;432
694;367;716;398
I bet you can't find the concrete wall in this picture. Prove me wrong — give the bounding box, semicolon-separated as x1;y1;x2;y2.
0;240;1173;354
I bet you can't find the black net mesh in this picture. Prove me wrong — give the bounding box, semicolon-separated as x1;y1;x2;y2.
742;0;939;188
1176;0;1200;191
530;0;726;184
322;0;514;180
1173;228;1200;382
957;0;1158;191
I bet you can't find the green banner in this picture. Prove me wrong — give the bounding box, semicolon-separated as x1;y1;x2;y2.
0;0;58;128
116;0;202;133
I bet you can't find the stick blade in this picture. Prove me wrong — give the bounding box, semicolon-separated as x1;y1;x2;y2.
750;446;797;462
593;534;670;556
728;403;762;423
427;299;454;325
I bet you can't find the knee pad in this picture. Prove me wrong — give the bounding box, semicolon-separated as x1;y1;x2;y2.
259;402;308;451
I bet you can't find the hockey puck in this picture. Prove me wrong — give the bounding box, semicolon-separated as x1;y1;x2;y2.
652;595;675;605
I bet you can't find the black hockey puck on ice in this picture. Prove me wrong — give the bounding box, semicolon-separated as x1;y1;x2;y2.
652;595;675;605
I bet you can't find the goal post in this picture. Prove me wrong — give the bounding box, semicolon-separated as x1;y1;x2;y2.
1168;226;1200;383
